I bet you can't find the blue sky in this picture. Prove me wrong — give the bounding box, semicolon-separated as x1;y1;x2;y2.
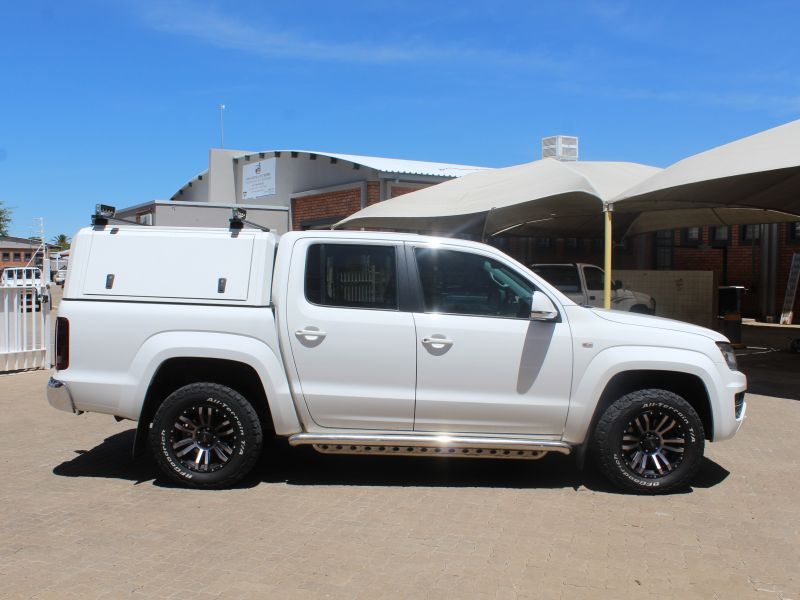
1;1;798;239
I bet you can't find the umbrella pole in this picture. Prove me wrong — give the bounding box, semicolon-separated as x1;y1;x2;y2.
603;205;613;310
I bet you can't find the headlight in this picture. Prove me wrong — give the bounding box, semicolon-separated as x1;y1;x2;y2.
716;342;738;370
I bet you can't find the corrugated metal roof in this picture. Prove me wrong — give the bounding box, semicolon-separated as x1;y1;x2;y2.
173;149;489;198
315;151;488;177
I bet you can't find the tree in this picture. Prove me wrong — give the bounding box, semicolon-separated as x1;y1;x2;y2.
0;200;11;237
51;234;71;250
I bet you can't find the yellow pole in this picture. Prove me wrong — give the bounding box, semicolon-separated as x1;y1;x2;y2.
603;204;613;310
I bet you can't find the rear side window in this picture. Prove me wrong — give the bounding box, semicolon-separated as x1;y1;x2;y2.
305;243;398;310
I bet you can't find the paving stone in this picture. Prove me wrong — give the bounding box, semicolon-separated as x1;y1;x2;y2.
0;370;798;598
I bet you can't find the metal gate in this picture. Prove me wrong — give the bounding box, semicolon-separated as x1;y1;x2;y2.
0;284;51;371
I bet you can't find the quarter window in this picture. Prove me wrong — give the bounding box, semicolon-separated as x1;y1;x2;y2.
414;248;534;318
305;244;397;310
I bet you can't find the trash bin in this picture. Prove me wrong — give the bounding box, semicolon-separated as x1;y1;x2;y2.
718;285;746;347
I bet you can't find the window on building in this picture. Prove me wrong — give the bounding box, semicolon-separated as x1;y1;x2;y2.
740;224;760;243
590;238;604;252
710;226;730;246
12;252;21;261
414;248;534;318
1;252;9;261
655;230;673;270
681;227;701;246
565;237;578;249
533;237;551;248
789;222;800;242
24;252;32;260
305;243;397;310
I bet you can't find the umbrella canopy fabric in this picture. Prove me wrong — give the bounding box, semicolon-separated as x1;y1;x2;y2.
335;159;661;235
611;119;800;222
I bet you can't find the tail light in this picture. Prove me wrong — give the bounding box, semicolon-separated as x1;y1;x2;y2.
55;317;69;370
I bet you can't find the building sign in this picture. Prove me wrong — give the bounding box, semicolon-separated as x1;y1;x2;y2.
242;158;277;200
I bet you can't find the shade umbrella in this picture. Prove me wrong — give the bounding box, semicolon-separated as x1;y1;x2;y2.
602;119;800;308
612;119;800;219
335;158;660;236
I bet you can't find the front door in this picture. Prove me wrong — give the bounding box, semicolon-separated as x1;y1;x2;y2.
285;239;416;430
411;246;573;435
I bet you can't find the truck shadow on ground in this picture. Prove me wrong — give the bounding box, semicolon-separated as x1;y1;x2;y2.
53;430;730;494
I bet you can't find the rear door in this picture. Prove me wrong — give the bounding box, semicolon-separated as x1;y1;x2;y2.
284;238;416;430
412;245;573;435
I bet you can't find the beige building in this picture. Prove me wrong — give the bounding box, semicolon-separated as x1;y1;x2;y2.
118;148;485;233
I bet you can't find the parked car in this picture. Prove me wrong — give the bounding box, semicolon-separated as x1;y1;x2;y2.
531;263;655;314
53;268;67;286
47;225;746;493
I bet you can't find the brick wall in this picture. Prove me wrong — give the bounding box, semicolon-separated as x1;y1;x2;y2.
367;182;380;206
389;185;426;198
0;247;36;271
291;187;362;230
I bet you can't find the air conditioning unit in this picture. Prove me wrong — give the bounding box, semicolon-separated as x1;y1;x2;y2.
542;135;579;161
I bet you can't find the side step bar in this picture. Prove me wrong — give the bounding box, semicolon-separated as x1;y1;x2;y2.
288;433;571;460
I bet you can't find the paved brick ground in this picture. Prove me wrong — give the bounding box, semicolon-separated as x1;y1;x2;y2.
1;369;798;599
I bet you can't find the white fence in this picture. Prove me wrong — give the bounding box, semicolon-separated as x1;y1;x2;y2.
0;285;51;371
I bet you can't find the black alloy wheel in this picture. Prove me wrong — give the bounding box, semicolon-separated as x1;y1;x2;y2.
150;382;263;489
592;389;705;494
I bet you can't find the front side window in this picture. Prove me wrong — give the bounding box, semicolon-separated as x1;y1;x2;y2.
415;248;534;318
305;243;397;310
583;266;605;291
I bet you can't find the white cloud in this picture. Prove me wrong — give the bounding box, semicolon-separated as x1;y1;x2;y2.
133;1;562;69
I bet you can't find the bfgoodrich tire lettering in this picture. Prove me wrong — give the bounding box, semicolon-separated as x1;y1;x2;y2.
592;389;705;494
149;382;263;489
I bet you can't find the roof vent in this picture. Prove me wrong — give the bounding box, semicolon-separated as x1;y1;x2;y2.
542;135;579;161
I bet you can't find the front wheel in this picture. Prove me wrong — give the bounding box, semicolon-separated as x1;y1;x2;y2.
149;382;263;489
592;389;704;494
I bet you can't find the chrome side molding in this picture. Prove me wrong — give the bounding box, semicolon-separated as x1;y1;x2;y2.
288;432;571;456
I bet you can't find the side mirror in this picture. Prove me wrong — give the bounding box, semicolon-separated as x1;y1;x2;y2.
530;291;559;322
613;279;623;291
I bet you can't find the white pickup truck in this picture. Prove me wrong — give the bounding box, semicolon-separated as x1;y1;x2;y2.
47;225;746;493
531;263;656;314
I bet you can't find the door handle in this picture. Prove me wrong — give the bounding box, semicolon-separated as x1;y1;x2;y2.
422;337;454;346
295;328;327;339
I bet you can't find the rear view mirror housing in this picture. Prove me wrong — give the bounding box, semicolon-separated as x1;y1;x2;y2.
530;291;559;322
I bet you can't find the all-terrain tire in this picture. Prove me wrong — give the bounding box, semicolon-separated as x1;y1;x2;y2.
149;382;263;489
592;389;704;494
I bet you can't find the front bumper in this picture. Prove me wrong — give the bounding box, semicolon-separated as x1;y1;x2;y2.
47;377;79;414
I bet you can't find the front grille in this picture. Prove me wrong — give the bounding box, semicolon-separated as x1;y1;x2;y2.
735;392;745;419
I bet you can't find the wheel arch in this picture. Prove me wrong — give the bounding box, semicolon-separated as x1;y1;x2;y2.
586;370;713;448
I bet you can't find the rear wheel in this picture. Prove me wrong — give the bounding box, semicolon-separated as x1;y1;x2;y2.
150;382;263;489
592;389;704;494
